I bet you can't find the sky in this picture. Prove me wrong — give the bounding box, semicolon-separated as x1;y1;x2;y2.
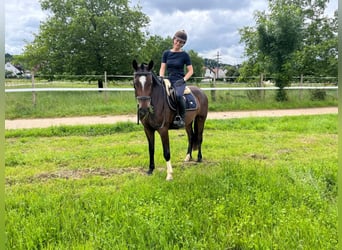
5;0;337;65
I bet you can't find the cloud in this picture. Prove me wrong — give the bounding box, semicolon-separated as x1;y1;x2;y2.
4;0;269;63
5;0;47;54
138;0;253;13
5;0;337;65
136;1;265;64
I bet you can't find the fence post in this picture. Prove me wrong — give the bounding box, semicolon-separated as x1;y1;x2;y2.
259;73;265;99
104;71;108;88
104;71;108;102
299;74;303;100
31;71;36;106
211;69;216;102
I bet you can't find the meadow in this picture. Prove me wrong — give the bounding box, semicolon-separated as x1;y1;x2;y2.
5;115;337;249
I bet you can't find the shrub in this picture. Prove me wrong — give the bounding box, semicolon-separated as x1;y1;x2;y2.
310;89;326;101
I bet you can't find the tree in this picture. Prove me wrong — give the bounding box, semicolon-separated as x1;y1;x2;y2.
138;36;204;82
138;35;173;73
293;2;337;77
5;53;13;63
258;2;303;101
239;0;337;101
188;50;204;82
21;0;149;78
224;65;240;82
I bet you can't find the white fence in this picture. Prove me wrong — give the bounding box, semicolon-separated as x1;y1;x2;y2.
4;86;338;93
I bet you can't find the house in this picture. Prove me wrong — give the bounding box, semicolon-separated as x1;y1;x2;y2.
5;62;22;77
203;67;227;81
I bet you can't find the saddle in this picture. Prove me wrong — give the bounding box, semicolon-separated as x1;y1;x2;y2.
163;79;198;111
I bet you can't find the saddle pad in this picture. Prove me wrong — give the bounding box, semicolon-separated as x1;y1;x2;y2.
184;93;197;110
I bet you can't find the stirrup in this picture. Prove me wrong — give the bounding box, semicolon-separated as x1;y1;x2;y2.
174;115;181;122
173;115;185;127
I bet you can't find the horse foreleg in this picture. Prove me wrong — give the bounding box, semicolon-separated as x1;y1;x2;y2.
158;129;173;180
197;144;203;162
145;129;155;175
166;160;173;181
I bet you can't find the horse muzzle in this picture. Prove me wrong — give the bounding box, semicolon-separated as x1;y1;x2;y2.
137;96;152;118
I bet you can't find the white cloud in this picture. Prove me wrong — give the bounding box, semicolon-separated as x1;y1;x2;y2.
143;6;259;64
5;0;337;65
5;0;47;54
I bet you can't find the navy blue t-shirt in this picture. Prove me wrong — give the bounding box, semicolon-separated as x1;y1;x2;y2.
161;50;192;84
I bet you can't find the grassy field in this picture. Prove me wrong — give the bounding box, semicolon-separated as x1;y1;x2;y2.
5;115;337;249
5;80;338;119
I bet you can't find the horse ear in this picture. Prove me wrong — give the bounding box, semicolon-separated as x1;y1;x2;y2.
147;60;154;71
132;60;138;71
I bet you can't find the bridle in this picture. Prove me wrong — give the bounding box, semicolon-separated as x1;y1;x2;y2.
134;71;152;102
133;71;167;129
134;71;163;101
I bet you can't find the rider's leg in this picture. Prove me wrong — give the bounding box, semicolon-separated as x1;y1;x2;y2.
173;83;186;127
175;95;185;127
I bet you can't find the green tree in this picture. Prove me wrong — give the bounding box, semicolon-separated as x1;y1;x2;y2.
138;35;172;73
188;50;204;82
239;0;337;101
224;65;240;82
293;2;337;77
21;0;149;78
138;36;204;81
258;2;303;101
5;53;13;63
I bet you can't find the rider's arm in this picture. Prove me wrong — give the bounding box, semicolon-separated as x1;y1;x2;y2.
159;62;166;77
184;65;193;82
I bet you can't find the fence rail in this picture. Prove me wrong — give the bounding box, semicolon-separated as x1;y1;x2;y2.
4;86;338;93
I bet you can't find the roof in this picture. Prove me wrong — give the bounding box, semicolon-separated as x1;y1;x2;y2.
5;62;22;75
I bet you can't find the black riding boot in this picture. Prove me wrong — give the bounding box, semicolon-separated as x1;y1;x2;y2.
174;96;186;128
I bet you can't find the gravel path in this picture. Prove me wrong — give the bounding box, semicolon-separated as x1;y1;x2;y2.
5;107;338;130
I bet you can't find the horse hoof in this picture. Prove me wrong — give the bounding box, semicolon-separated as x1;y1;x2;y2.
184;154;191;162
166;175;173;181
146;170;153;175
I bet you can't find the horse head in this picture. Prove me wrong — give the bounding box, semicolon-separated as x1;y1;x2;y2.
132;60;154;119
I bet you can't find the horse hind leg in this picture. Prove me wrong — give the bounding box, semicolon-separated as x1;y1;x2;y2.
193;116;205;162
184;122;194;162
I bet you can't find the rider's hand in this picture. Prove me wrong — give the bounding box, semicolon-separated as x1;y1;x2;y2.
158;76;164;83
175;78;185;86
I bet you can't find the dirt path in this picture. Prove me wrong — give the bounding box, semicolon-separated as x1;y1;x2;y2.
5;107;338;130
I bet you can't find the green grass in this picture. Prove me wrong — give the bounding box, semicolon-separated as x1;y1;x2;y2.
5;115;337;249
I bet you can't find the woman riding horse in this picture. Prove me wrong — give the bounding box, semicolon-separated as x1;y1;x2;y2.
133;60;208;180
159;30;192;128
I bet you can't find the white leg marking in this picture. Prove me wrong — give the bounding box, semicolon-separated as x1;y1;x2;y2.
184;154;191;162
166;160;173;181
139;76;146;91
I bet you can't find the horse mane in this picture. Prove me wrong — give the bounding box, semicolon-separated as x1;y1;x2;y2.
151;72;162;86
140;62;148;69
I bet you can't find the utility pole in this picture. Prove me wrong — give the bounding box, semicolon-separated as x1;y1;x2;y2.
211;51;221;102
216;51;221;76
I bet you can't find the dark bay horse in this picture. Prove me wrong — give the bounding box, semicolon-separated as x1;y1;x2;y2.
132;59;208;180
